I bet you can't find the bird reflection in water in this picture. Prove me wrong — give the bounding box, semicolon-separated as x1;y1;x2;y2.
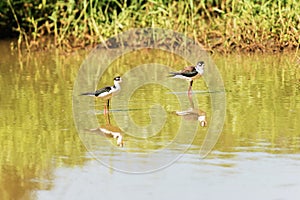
87;112;124;147
175;94;207;127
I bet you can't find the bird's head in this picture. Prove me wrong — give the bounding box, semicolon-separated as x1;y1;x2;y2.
114;76;122;83
195;61;204;75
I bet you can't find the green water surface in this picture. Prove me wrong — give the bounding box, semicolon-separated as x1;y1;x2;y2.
0;40;300;199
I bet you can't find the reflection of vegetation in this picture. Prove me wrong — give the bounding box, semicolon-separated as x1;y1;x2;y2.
0;50;88;199
2;0;300;52
211;53;300;154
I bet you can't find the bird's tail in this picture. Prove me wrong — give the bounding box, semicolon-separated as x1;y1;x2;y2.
168;72;180;77
80;92;95;96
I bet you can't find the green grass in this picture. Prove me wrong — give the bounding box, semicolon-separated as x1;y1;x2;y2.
1;0;300;53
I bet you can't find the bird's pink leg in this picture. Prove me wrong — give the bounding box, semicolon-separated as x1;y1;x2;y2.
188;87;192;98
104;111;111;125
104;105;108;115
103;99;110;115
188;91;194;108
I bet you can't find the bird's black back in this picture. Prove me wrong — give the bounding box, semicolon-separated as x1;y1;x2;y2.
169;68;198;77
94;86;112;97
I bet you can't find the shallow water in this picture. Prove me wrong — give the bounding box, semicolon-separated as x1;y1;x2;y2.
1;40;300;199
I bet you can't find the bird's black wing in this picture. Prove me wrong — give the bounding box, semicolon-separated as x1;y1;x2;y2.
80;91;97;96
94;86;112;97
169;70;198;78
80;86;112;97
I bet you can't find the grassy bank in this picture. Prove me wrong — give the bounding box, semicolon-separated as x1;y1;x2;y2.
2;0;300;53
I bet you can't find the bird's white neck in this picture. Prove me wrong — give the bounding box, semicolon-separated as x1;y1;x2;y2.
195;66;204;75
113;81;121;90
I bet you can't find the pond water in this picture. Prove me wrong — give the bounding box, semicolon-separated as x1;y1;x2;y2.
1;39;300;200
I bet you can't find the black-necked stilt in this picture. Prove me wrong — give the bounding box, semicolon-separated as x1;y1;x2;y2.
81;76;122;114
169;61;204;96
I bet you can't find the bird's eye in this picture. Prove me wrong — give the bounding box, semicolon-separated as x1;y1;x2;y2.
198;62;204;67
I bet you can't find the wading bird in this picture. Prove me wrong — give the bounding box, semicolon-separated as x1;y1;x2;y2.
169;61;205;96
81;76;122;114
